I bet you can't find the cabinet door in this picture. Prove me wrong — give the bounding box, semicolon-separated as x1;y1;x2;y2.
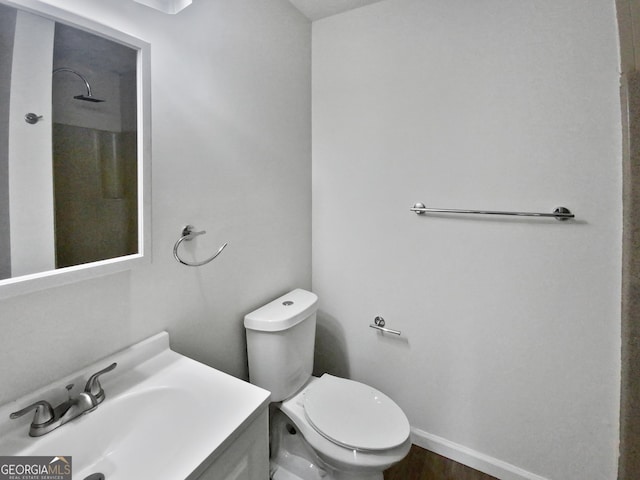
196;409;269;480
222;456;251;480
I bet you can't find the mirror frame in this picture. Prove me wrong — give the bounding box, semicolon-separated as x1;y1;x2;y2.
0;0;151;299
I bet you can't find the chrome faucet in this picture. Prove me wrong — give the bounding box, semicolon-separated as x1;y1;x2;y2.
9;363;117;437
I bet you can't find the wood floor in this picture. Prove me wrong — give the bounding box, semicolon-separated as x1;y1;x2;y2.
384;445;499;480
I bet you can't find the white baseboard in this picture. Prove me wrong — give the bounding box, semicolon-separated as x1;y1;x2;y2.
410;427;551;480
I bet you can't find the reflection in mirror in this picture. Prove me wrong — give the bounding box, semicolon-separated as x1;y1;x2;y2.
0;4;14;280
0;0;150;297
51;23;138;269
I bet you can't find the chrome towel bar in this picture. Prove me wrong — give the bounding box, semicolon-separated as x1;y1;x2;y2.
410;203;574;221
173;225;228;267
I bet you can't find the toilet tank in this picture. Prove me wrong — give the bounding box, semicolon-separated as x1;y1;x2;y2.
244;289;319;402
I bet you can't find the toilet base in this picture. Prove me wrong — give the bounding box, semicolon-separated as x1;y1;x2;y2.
270;407;383;480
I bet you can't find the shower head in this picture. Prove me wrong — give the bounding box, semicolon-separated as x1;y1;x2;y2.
53;68;106;103
73;94;106;103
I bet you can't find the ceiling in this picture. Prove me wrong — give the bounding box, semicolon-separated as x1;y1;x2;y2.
287;0;387;21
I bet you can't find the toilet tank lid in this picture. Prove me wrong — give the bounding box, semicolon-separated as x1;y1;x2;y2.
244;288;319;332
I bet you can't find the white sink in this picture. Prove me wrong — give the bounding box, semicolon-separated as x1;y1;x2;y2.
0;332;271;479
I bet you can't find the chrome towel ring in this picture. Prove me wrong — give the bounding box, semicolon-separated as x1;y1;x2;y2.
173;225;228;267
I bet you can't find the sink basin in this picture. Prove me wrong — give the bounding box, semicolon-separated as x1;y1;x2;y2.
0;332;271;479
9;387;198;478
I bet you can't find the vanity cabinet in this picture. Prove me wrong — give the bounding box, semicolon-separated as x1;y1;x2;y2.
194;408;269;480
0;331;271;480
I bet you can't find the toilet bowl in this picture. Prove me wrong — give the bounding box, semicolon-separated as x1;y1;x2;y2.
277;375;411;479
244;289;411;480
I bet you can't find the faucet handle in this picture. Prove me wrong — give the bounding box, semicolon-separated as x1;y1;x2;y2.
84;362;117;404
10;400;54;426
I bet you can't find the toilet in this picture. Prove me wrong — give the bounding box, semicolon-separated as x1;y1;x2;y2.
244;288;411;480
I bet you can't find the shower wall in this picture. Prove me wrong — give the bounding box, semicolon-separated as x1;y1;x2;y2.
52;124;137;267
312;1;621;479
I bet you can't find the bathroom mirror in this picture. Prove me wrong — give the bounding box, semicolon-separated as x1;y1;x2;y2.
0;0;151;298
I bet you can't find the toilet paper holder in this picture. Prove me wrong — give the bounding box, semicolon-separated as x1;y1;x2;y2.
369;316;401;336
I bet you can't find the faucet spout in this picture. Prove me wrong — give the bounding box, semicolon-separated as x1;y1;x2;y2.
9;363;117;437
59;392;99;422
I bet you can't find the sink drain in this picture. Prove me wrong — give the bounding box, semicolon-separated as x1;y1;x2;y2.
83;474;105;480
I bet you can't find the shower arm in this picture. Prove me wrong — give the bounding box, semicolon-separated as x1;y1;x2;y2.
52;68;94;97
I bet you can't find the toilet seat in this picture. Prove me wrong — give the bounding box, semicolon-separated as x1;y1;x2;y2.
280;375;412;474
303;374;410;451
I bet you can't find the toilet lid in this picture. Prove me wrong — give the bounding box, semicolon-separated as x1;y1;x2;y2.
303;374;410;451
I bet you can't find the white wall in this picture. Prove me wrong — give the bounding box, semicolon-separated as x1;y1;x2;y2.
0;0;311;404
8;10;56;277
0;4;15;280
312;1;622;479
